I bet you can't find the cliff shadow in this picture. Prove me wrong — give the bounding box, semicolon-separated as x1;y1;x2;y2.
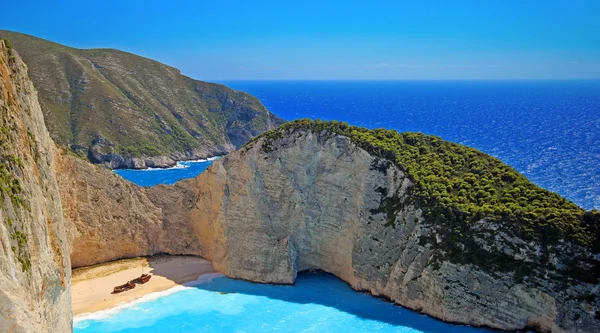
144;254;217;285
191;271;496;333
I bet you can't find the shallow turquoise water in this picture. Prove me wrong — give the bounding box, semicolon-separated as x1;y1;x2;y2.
74;273;494;333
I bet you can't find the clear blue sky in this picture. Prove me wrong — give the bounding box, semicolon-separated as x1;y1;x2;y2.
3;0;600;80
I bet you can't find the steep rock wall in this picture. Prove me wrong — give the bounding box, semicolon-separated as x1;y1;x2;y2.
150;130;599;333
0;41;72;333
56;153;164;268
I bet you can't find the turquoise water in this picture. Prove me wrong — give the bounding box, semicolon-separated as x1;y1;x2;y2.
74;273;494;333
114;158;217;187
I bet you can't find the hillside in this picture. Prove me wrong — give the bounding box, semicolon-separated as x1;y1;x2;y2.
250;119;600;248
0;30;283;168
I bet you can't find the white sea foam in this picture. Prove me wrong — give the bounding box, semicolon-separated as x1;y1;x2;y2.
180;156;221;164
119;156;221;172
73;272;225;324
139;163;187;171
126;164;186;172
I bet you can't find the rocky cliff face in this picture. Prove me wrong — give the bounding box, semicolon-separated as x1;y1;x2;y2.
151;128;599;333
56;146;218;267
56;153;164;268
0;40;71;333
57;150;220;268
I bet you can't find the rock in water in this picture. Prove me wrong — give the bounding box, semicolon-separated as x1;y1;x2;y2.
0;39;71;333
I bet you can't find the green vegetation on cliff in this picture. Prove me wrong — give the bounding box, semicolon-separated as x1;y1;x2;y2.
1;42;31;272
0;67;25;210
1;38;12;50
0;30;283;163
0;162;24;209
250;119;600;250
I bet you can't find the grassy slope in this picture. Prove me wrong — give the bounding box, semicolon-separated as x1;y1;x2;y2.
249;119;600;251
0;30;283;160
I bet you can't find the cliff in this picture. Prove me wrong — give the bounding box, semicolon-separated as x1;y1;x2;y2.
56;151;212;267
52;129;218;267
174;122;600;332
0;40;72;332
56;153;163;268
59;119;600;332
0;30;284;169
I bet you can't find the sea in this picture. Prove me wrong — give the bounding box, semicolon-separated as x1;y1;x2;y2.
114;157;219;187
103;80;600;332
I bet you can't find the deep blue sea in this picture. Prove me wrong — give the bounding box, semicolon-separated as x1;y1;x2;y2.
222;80;600;210
74;273;495;333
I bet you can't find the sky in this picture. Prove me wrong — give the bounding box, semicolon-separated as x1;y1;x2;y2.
2;0;600;80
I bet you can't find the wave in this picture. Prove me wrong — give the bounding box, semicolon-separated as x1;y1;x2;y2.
73;272;225;324
120;156;221;172
180;156;221;164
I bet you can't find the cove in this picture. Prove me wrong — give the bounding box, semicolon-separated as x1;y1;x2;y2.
113;157;218;187
74;273;496;333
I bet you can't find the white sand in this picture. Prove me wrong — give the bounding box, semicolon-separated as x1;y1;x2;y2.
71;255;216;315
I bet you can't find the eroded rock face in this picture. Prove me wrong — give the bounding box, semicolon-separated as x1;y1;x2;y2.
150;130;599;333
0;41;71;333
56;153;164;268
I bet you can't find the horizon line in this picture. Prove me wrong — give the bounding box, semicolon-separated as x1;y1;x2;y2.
210;78;600;82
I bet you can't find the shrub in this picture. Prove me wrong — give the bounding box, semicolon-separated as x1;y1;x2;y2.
249;119;599;247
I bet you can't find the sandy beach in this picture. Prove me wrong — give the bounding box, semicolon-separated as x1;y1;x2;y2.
71;255;217;316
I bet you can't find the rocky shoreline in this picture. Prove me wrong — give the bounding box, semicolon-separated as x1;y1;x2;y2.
87;147;229;170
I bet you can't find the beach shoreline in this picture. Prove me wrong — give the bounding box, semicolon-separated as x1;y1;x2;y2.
71;255;217;316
